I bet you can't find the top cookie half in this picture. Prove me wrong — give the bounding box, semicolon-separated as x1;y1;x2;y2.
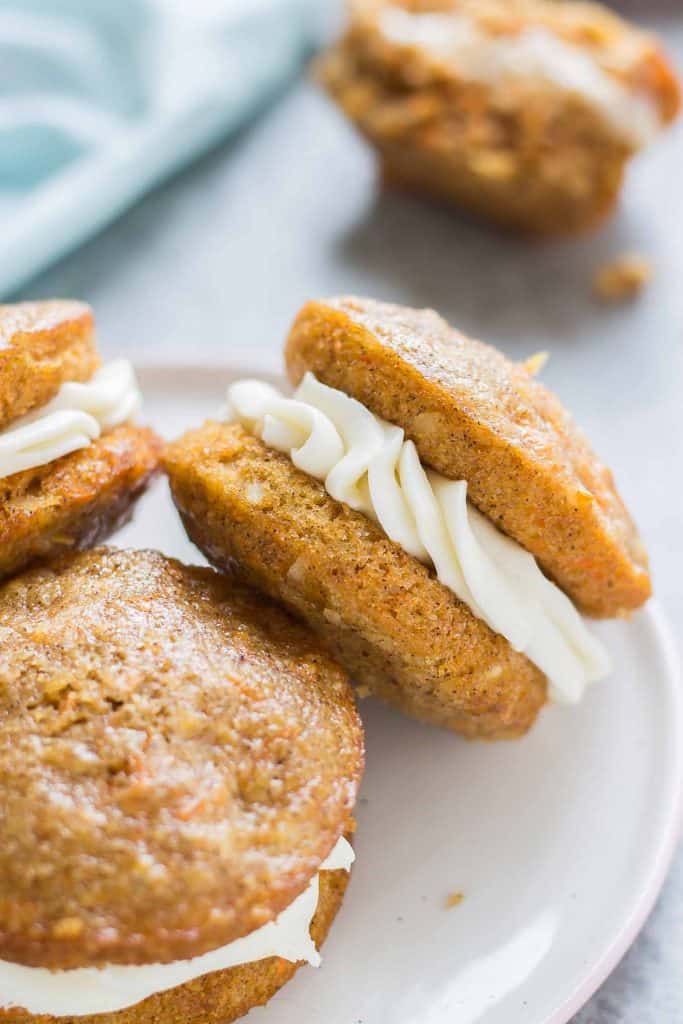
285;296;650;617
0;301;99;430
0;548;363;970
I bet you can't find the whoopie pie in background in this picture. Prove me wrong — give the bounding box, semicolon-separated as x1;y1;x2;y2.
316;0;680;235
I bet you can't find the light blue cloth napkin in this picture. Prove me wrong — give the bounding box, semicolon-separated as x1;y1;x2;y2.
0;0;320;297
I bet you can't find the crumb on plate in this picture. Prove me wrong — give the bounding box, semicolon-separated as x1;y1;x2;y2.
593;253;653;302
523;351;549;377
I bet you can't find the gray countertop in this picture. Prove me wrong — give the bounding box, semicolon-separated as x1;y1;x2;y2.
13;5;683;1019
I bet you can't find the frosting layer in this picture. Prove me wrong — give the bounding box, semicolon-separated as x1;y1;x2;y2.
225;373;610;703
0;360;141;479
0;837;354;1017
378;6;660;148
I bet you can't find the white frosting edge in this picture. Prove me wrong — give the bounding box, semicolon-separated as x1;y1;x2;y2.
225;373;611;704
0;360;142;479
378;7;661;148
0;837;354;1017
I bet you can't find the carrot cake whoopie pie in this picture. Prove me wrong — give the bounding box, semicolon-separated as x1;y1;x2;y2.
165;296;651;740
317;0;681;235
0;548;363;1023
0;301;160;582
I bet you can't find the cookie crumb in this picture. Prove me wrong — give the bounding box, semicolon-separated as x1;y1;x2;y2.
593;253;652;302
445;890;464;909
355;684;372;699
286;556;308;584
51;916;85;940
522;351;549;377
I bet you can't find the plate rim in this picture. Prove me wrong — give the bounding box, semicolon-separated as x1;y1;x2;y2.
544;600;683;1024
135;354;683;1024
135;348;284;378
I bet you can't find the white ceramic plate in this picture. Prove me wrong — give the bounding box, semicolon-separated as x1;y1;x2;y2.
115;358;683;1024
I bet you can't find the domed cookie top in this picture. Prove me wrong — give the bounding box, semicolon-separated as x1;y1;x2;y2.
0;301;99;431
0;548;363;970
285;295;650;617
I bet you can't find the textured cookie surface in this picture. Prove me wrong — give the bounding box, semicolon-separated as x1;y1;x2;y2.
285;296;651;617
0;425;162;582
0;868;349;1024
0;549;363;969
335;0;680;124
0;301;99;430
165;422;547;739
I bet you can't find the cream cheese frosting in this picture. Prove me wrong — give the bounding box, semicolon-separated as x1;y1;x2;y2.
0;360;141;480
225;373;611;704
0;836;354;1017
378;6;661;149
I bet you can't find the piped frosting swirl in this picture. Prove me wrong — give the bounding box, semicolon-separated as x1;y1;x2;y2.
225;372;611;703
0;360;141;479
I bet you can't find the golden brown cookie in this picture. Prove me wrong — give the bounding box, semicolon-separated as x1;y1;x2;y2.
0;548;363;971
1;869;349;1024
0;425;161;581
165;422;547;739
0;301;99;430
317;0;680;235
285;296;650;617
165;295;645;739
